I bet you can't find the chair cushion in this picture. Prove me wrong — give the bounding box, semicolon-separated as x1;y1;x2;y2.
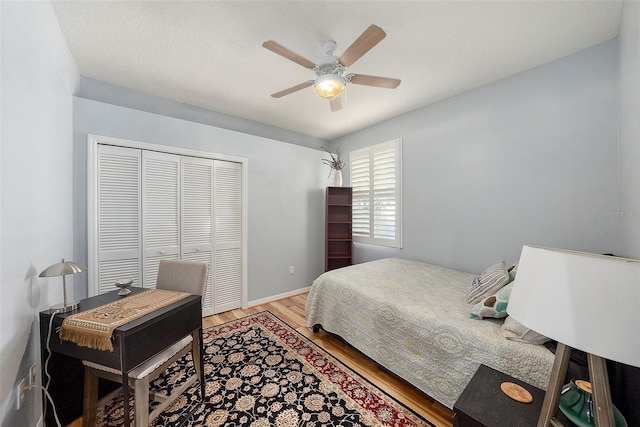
83;335;192;379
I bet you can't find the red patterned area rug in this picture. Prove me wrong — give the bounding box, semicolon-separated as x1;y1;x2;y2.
98;311;436;427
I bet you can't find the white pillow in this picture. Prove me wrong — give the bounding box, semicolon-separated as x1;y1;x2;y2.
502;316;550;345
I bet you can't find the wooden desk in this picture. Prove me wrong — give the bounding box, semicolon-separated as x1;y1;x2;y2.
40;287;204;427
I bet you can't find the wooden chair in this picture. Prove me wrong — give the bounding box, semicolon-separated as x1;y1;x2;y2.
83;260;209;426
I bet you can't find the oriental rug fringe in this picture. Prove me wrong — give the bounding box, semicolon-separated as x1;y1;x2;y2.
98;311;436;427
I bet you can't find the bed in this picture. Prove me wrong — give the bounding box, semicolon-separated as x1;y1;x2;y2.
305;257;555;409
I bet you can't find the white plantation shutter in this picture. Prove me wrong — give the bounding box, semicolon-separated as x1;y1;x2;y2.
351;151;371;237
142;151;180;288
213;160;242;313
350;139;403;248
181;157;214;314
372;146;397;240
97;145;142;294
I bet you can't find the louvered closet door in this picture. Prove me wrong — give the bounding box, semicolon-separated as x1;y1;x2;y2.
213;160;242;313
181;157;214;314
142;151;180;288
97;145;142;294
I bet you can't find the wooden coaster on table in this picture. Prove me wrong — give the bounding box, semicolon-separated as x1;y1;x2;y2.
500;381;533;403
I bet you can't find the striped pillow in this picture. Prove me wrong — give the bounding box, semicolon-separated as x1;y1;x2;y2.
467;261;510;304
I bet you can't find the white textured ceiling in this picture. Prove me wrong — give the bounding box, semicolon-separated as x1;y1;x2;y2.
52;1;623;141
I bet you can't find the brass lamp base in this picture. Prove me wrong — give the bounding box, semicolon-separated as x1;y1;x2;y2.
50;301;80;313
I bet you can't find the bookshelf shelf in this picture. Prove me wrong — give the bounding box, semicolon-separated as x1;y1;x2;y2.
325;187;352;271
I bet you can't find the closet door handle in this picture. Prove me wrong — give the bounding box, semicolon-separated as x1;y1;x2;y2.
195;247;201;252
158;250;166;255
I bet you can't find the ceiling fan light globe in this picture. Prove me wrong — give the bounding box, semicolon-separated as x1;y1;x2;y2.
315;74;345;100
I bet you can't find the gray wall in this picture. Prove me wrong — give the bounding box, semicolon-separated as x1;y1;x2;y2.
78;77;328;150
0;2;80;425
1;1;636;424
332;40;619;274
618;1;640;259
73;98;328;302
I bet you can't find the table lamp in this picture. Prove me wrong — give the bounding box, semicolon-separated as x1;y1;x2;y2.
507;245;640;427
39;258;86;313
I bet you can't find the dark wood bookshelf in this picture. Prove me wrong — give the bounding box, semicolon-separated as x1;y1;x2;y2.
325;187;352;271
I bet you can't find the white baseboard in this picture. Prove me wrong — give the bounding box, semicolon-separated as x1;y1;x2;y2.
248;286;310;308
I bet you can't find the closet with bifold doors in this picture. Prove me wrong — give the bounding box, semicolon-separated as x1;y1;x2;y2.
89;139;244;317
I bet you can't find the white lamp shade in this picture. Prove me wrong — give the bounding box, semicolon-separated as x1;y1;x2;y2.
507;245;640;368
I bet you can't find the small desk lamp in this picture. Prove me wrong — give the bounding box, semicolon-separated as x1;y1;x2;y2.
39;258;86;313
507;246;640;427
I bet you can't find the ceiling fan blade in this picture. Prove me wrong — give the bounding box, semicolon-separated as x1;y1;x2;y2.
349;74;401;89
329;96;342;112
338;25;386;68
271;81;314;98
262;41;317;70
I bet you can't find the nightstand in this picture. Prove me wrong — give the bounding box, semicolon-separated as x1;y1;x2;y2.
453;364;574;427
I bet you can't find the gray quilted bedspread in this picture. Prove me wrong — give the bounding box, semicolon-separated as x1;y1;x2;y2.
305;258;554;408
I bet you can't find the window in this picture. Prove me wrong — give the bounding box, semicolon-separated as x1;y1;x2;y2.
350;139;402;248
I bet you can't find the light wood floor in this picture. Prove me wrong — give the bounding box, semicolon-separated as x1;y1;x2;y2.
204;292;454;427
70;292;454;427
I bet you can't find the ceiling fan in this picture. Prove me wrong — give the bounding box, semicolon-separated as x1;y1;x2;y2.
262;24;401;112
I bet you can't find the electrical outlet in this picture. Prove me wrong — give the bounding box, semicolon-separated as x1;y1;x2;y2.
289;266;294;274
28;364;37;385
16;378;25;410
